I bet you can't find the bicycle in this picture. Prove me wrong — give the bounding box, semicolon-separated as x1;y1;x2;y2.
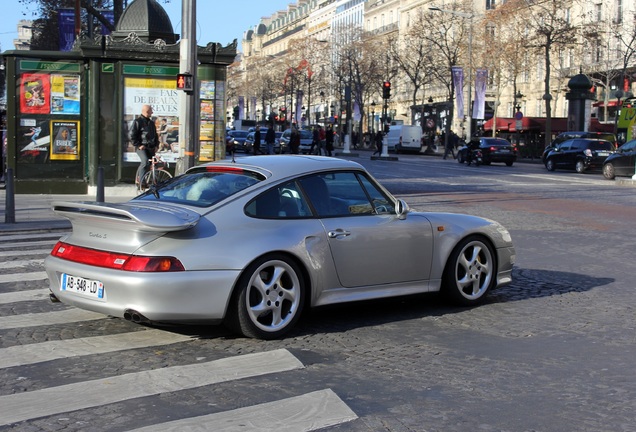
137;154;172;192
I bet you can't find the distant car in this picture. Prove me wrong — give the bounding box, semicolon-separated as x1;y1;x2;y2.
44;156;515;339
602;139;636;179
542;131;617;163
280;128;314;153
544;138;614;173
457;137;517;166
226;130;250;153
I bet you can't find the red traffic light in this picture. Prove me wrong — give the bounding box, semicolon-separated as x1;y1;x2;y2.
382;81;391;99
176;73;193;92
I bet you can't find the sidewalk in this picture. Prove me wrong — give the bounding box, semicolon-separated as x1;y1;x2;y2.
0;185;138;233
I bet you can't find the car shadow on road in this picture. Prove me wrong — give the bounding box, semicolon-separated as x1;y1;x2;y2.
155;267;614;340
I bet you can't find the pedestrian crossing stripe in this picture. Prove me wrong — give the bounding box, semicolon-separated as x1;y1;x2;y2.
0;271;48;284
0;259;45;269
0;308;105;330
0;328;193;368
0;349;305;426
0;288;49;304
128;389;358;432
0;248;52;257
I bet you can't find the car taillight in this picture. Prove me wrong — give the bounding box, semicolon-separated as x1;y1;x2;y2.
584;149;593;157
51;241;185;272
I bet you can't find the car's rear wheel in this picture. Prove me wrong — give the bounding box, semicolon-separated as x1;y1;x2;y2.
457;152;465;163
575;160;586;173
505;161;514;167
603;163;615;180
226;254;305;339
545;159;556;171
442;236;495;306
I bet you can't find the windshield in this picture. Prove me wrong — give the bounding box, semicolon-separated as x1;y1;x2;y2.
231;131;249;138
300;130;313;139
136;169;264;207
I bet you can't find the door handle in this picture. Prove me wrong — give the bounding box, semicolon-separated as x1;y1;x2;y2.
328;229;351;238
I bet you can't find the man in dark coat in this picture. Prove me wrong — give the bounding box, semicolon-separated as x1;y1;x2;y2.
129;104;159;185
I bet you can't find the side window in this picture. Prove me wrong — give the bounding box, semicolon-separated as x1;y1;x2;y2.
559;140;572;151
298;172;395;217
245;181;310;219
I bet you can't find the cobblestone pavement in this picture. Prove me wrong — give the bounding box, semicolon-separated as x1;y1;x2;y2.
1;159;635;431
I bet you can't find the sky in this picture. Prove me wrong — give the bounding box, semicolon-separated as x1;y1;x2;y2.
1;0;293;52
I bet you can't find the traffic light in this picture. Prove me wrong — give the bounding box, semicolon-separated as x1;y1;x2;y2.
176;73;193;92
382;81;391;99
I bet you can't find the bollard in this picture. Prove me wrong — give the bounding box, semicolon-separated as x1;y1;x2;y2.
4;168;15;224
96;166;105;203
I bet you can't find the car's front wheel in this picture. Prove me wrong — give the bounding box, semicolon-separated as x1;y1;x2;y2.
545;159;556;171
457;152;465;163
442;236;496;306
226;254;305;339
603;162;615;180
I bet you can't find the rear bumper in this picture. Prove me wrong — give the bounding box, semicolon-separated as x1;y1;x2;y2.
45;255;240;323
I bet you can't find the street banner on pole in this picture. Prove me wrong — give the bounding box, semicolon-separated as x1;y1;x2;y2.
473;69;488;120
452;66;464;119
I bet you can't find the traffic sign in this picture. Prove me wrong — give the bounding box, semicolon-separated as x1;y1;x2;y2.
515;111;523;120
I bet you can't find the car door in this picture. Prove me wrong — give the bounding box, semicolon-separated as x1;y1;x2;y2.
299;172;433;288
615;141;636;176
549;139;572;167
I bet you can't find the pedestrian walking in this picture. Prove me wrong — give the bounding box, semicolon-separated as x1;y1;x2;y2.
265;124;276;155
325;125;334;156
290;127;301;154
253;127;262;155
373;130;383;156
443;130;457;159
129;104;159;186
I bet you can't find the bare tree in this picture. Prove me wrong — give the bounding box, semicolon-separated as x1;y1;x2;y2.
388;10;435;123
503;0;581;146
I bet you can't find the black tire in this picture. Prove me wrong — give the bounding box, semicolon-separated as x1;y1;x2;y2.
505;161;514;167
602;163;615;180
575;160;586;174
226;254;305;339
545;159;556;171
442;236;496;306
457;153;465;163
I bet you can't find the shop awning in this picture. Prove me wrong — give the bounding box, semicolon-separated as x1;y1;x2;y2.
593;100;620;108
483;117;513;131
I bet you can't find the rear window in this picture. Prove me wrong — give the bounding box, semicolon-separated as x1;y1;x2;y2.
589;141;614;151
483;138;510;147
300;130;313;139
136;168;264;207
231;131;248;138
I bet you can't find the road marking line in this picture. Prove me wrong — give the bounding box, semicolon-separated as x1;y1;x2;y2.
129;389;358;432
0;349;305;426
0;271;48;284
0;329;193;369
0;288;50;304
0;249;52;257
0;259;44;269
0;309;105;330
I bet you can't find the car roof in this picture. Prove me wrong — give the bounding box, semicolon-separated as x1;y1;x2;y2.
191;155;363;180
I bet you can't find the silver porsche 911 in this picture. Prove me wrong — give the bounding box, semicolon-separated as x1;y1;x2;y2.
45;155;515;339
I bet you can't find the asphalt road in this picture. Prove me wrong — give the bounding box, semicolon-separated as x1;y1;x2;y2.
1;154;635;431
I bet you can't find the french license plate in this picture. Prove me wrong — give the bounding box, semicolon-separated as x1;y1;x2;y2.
498;149;510;153
597;151;609;156
61;273;105;300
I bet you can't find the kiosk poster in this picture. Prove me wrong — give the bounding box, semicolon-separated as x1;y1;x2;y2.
51;74;80;114
50;120;80;160
20;73;51;114
123;77;180;163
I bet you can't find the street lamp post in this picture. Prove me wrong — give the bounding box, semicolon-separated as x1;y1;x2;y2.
430;6;474;140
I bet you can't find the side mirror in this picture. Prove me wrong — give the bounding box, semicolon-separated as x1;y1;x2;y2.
396;199;409;220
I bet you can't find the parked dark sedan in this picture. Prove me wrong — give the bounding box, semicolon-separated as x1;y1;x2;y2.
457;138;517;166
602;139;636;179
544;138;614;173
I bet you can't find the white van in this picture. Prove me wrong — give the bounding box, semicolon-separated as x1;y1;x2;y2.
386;125;423;153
